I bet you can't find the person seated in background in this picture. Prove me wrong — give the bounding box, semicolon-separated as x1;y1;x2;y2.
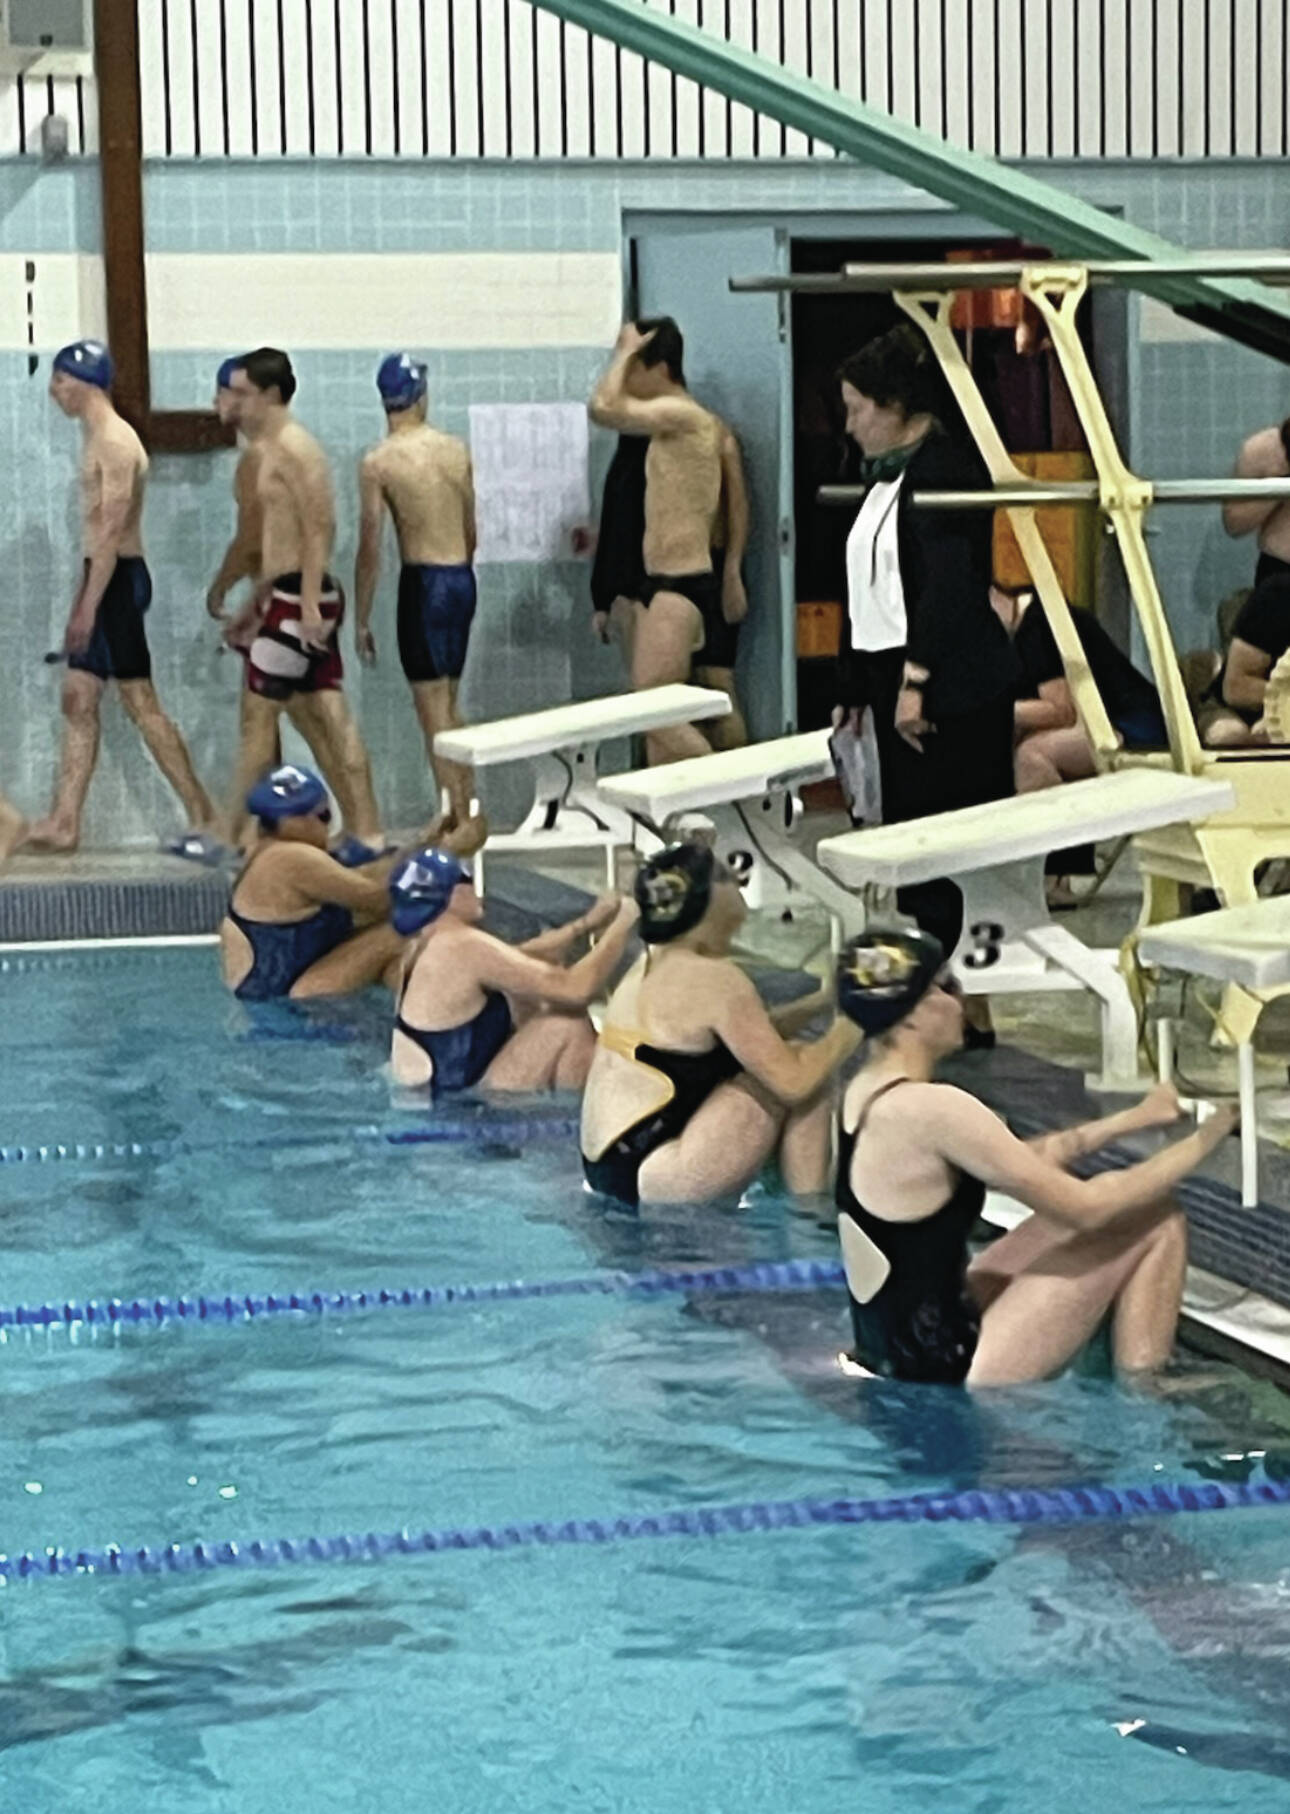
990;584;1167;788
580;843;857;1208
220;765;441;1001
1223;416;1290;586
1196;573;1290;747
390;851;638;1095
834;929;1236;1387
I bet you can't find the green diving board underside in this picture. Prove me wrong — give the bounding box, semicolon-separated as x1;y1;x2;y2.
531;0;1290;363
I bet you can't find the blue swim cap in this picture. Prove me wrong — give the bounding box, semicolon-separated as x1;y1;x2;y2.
216;355;243;392
246;764;329;826
52;339;114;391
836;929;947;1036
389;846;473;936
377;352;428;412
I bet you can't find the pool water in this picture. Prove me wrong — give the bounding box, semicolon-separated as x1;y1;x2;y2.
3;948;1290;1810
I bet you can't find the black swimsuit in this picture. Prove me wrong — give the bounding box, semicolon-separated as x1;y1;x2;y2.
837;1079;984;1384
583;1038;742;1208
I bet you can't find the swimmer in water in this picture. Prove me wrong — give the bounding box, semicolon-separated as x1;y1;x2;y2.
834;929;1240;1387
580;842;859;1207
389;850;639;1094
220;764;474;1001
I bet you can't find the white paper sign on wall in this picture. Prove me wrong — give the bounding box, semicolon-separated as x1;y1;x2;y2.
468;402;590;567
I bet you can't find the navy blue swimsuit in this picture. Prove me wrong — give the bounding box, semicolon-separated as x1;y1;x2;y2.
395;988;514;1093
227;898;355;1001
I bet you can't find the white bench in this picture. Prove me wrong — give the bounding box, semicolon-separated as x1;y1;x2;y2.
435;685;730;888
1139;898;1290;1205
817;768;1235;1089
597;729;866;931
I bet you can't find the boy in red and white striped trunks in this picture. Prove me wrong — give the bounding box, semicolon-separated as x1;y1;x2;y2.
223;349;384;860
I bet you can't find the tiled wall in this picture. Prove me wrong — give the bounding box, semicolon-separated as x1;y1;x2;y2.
1;154;1287;845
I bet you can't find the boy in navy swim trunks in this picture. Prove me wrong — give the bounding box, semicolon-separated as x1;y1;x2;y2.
355;352;482;827
23;340;217;854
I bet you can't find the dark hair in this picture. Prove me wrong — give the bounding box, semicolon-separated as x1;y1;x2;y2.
837;323;939;420
635;316;685;386
238;346;297;405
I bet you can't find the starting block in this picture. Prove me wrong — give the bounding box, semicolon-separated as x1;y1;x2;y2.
596;729;866;932
817;768;1235;1089
435;685;729;889
1139;898;1290;1206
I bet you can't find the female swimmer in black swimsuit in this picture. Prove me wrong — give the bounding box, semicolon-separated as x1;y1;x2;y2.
581;843;859;1207
834;930;1239;1387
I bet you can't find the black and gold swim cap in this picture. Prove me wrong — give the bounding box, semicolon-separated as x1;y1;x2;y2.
836;929;946;1035
635;842;728;945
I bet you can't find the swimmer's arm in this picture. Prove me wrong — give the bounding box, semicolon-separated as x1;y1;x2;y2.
354;457;385;641
1223;638;1273;712
713;970;860;1106
74;447;135;627
469;903;639;1007
719;428;750;620
1015;677;1075;735
278;846;391;920
1026;1083;1185;1164
460;457;477;564
208;455;264;617
589;335;700;437
767;984;832;1036
517;894;619;962
290;448;336;636
927;1086;1236;1233
1223;434;1282;538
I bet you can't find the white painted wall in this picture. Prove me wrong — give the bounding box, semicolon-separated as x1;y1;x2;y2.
0;0;1285;159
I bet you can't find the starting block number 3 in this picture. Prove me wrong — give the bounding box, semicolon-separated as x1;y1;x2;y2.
962;921;1004;970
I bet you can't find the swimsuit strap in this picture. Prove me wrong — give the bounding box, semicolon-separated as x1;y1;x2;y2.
846;1076;913;1140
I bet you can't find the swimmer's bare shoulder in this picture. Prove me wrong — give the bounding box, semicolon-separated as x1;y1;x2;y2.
251;842;386;914
1236;426;1289;476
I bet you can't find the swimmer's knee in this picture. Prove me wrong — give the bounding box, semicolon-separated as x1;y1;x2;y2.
61;676;101;719
1013;740;1053;791
1150;1208;1188;1259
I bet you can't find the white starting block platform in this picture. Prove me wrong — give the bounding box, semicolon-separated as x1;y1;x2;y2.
818;768;1235;1089
1139;898;1290;1206
596;729;865;930
435;685;729;888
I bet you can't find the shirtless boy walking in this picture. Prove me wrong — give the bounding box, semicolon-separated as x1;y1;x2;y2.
224;348;384;857
25;340;216;852
1224;416;1290;585
355;353;479;825
589;320;748;763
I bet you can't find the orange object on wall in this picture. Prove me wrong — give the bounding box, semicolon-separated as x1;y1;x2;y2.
993;451;1097;608
797;600;843;658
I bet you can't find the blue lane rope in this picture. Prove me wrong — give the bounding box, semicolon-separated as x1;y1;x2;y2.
6;1475;1290;1586
0;1114;581;1166
0;1257;845;1333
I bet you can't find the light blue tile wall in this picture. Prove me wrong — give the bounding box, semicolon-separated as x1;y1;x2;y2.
2;154;1288;844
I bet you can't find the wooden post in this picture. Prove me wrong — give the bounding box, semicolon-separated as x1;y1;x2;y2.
92;0;233;451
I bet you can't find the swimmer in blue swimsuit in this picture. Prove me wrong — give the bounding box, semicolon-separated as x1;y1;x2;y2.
834;930;1239;1388
389;847;639;1095
354;353;484;831
221;765;409;1001
581;843;858;1208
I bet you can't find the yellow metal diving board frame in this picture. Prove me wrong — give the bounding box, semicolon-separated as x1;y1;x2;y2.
739;252;1290;1056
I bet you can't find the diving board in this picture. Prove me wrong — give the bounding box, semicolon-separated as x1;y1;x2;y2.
818;769;1236;1089
597;729;865;929
435;685;729;888
1140;899;1290;1207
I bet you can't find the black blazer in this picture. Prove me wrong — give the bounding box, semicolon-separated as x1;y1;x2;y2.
838;430;1018;720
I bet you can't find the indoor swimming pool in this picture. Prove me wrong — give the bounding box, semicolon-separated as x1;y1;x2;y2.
3;945;1290;1810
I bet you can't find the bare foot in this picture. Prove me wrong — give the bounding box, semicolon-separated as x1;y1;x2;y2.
0;799;28;862
20;817;79;854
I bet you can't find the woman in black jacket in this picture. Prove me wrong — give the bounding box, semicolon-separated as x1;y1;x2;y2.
835;324;1017;960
